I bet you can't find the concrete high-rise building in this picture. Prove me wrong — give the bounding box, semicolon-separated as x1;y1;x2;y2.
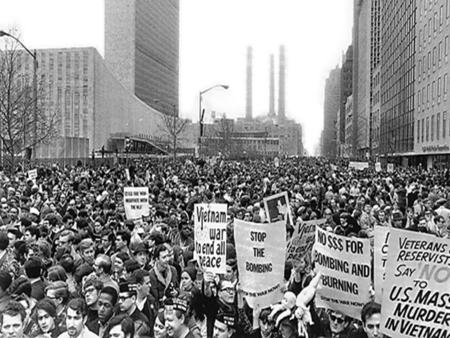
246;46;253;120
414;0;450;168
322;66;341;158
16;48;165;159
338;45;353;155
353;0;371;158
278;45;286;120
380;0;415;162
352;0;382;159
105;0;179;114
269;54;275;117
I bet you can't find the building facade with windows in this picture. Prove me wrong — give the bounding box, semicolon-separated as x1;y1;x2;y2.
105;0;179;113
322;66;341;158
414;0;450;168
18;47;165;159
380;0;416;164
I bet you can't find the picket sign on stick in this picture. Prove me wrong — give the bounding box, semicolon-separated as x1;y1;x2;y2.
313;227;371;319
286;218;324;263
263;191;293;226
373;226;390;303
123;187;149;220
381;228;450;338
193;203;227;274
234;219;286;309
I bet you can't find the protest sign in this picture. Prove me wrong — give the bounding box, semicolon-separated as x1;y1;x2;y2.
234;219;286;308
193;203;227;274
286;218;325;263
27;169;37;182
123;187;149;220
375;162;381;172
314;227;371;319
349;161;369;171
374;226;390;303
263;191;293;226
274;157;280;167
387;163;394;172
381;229;450;338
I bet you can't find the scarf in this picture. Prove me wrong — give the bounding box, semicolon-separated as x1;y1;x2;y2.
154;265;172;291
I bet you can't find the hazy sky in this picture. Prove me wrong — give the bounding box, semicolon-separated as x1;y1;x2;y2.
0;0;353;153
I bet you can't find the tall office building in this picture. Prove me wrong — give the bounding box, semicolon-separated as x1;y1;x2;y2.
380;0;415;160
322;66;341;158
246;46;253;120
414;0;450;167
338;45;353;155
278;45;286;120
105;0;179;114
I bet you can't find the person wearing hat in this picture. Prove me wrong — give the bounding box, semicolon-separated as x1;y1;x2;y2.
133;243;150;270
164;294;196;338
213;311;236;338
117;281;151;338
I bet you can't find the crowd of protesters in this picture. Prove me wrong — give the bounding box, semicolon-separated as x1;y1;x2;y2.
0;156;448;338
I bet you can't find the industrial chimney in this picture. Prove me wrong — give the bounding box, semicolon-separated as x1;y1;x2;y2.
246;46;253;120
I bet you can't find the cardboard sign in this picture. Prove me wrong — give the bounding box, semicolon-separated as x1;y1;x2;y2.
286;219;325;263
263;191;293;226
27;169;37;182
381;229;450;338
349;161;369;171
123;187;150;220
313;228;371;319
373;226;390;303
387;163;394;172
193;203;227;274
375;162;382;172
234;219;286;308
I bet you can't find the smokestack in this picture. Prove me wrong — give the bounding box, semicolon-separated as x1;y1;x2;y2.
278;45;286;120
269;54;275;117
246;46;253;120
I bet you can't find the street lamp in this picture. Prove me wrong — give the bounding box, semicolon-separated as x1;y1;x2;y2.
0;30;38;162
198;84;229;157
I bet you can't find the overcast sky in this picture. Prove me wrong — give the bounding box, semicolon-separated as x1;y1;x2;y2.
0;0;353;154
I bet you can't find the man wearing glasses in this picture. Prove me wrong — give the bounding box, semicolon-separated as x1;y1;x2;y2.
323;309;354;338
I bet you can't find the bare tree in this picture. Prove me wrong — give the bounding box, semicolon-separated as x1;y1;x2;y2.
0;34;58;172
159;111;188;161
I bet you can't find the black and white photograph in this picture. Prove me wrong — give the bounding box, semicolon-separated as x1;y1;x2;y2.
0;1;448;338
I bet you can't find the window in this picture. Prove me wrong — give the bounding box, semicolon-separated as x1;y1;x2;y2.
445;36;449;56
437;113;441;140
433;47;437;66
429;18;432;37
433;81;436;100
445;73;449;94
441;6;444;25
439;41;443;62
422;118;425;142
428;51;432;69
444;112;447;138
417;119;421;142
448;0;450;17
428;84;431;102
432;115;435;141
435;12;438;31
438;77;442;98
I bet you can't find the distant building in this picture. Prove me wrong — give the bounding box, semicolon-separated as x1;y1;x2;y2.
17;48;166;159
105;0;179;113
344;95;354;158
322;66;341;158
338;45;353;154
